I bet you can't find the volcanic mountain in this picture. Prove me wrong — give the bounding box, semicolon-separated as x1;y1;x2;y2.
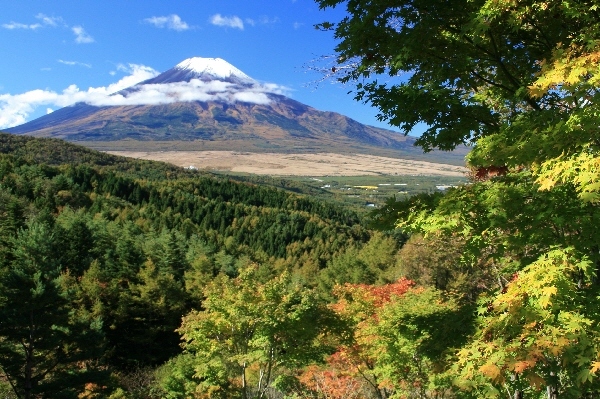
6;57;464;161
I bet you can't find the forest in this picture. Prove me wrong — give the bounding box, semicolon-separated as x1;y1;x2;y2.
0;133;412;398
3;0;600;398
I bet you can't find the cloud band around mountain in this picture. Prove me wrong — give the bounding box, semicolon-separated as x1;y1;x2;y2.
0;64;288;129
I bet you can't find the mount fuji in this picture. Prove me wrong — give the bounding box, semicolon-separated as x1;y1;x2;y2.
145;57;255;85
5;57;463;161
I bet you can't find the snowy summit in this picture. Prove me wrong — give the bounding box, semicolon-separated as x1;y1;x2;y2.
175;57;254;83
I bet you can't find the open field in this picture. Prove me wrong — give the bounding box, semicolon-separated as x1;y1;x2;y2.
106;151;468;177
275;174;468;208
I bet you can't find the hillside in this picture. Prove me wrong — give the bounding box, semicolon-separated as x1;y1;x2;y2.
0;133;398;383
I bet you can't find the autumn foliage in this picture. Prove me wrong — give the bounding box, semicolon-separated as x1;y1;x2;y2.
331;277;415;314
298;279;416;398
295;278;464;398
298;353;368;399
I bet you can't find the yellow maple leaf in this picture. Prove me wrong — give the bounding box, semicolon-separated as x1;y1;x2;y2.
538;286;557;308
513;360;536;373
537;177;557;191
479;363;502;382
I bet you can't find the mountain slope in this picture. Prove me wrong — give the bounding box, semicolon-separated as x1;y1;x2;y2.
7;95;411;146
5;57;465;161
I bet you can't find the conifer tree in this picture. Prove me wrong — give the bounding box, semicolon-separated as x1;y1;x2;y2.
0;222;104;399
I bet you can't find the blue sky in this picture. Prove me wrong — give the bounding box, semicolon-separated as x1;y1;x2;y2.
0;0;411;135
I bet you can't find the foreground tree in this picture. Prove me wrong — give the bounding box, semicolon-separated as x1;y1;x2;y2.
455;249;600;397
315;0;600;159
316;0;600;396
174;266;334;399
0;221;104;399
324;279;470;399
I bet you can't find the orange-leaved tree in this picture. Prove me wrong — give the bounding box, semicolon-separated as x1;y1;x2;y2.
303;278;470;399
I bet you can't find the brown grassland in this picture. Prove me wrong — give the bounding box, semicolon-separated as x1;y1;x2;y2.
106;151;467;176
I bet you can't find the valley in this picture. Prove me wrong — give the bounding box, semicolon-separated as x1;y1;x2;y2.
106;150;468;208
0;56;474;398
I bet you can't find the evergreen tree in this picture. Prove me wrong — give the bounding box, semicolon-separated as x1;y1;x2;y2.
0;221;104;399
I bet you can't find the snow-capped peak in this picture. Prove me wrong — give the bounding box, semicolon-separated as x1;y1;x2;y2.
175;57;253;82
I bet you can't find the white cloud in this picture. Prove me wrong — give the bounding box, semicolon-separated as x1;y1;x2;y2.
210;14;244;30
0;64;158;128
2;22;42;30
1;15;99;47
232;91;271;104
144;14;190;31
35;13;64;27
259;16;280;25
100;64;160;92
46;108;54;114
293;22;303;29
72;25;94;43
3;13;64;30
58;59;92;68
0;63;290;129
228;15;279;29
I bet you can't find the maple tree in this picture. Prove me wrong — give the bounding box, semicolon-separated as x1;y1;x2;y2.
175;266;332;399
315;0;600;157
330;279;415;399
454;249;600;398
317;279;468;398
297;354;371;399
315;0;600;396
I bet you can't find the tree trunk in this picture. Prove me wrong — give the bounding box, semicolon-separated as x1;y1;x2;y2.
594;245;600;285
258;347;274;399
25;310;35;399
241;363;247;399
546;370;558;399
546;384;558;399
510;373;522;399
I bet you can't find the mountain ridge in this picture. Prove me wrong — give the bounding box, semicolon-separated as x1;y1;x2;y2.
6;57;467;163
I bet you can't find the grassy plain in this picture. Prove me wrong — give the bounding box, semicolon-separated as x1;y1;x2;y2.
106;151;467;176
85;139;469;166
107;150;468;208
